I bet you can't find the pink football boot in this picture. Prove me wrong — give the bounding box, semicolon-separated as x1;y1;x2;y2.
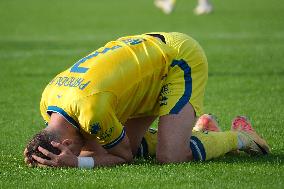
193;114;221;132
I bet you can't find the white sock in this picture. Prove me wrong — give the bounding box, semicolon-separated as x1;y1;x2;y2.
198;0;210;6
237;132;246;150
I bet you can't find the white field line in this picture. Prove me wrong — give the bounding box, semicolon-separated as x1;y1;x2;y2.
203;32;284;40
0;32;283;42
0;32;283;58
0;33;118;43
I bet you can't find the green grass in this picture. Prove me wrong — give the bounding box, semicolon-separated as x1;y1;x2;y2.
0;0;284;188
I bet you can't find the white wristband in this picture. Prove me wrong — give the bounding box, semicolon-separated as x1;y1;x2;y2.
77;157;95;169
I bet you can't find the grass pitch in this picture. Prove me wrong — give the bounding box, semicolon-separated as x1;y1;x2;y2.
0;0;284;188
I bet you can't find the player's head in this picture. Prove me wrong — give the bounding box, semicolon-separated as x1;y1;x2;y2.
25;128;84;165
25;130;60;165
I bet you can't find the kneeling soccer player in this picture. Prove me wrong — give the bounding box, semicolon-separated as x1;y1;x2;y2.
24;32;270;168
25;114;270;166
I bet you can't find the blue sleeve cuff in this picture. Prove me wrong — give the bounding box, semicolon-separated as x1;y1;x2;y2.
47;106;80;129
102;129;126;149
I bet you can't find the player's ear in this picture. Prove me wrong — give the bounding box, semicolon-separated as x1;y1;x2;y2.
62;139;73;147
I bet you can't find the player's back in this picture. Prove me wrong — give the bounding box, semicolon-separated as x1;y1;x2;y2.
41;34;177;124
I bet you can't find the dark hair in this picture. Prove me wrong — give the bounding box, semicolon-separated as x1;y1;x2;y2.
26;130;61;165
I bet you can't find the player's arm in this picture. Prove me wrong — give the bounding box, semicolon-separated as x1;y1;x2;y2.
31;134;133;168
32;92;134;168
79;135;133;167
76;92;135;167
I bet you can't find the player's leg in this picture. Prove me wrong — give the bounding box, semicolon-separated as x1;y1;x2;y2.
156;102;195;163
156;105;238;163
190;131;238;160
190;114;238;160
154;33;207;163
124;116;157;156
191;114;270;159
154;0;176;14
194;0;213;15
198;116;271;159
137;122;239;161
139;114;270;161
156;110;238;163
192;114;235;160
139;114;220;159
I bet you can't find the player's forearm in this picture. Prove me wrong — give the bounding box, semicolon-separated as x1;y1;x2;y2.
79;151;133;168
79;135;134;168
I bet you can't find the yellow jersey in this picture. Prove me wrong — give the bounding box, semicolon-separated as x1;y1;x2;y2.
40;32;208;148
40;33;178;148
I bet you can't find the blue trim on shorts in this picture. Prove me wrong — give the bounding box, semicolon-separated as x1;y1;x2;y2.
169;59;192;114
190;136;206;161
47;106;80;129
103;129;126;149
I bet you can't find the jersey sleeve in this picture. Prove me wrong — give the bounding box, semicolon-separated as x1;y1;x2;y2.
75;92;125;149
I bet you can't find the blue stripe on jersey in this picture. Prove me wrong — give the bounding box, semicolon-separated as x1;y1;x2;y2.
190;136;206;161
47;106;80;129
103;129;126;149
169;59;192;114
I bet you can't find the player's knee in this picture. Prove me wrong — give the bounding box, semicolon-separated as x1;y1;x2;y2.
156;149;193;164
156;153;175;164
156;151;180;164
119;150;134;164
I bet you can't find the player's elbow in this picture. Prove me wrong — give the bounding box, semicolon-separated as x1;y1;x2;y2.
123;146;135;163
115;145;134;164
109;136;134;164
123;152;134;164
117;136;135;163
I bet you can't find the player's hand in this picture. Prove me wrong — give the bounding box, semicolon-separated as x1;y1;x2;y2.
31;141;78;168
